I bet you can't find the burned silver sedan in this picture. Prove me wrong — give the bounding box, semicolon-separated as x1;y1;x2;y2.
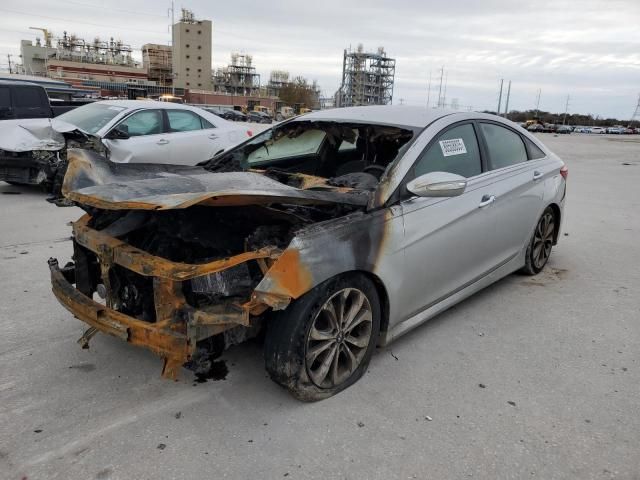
49;106;567;400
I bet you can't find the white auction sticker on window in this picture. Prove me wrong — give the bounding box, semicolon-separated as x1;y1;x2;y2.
439;138;467;157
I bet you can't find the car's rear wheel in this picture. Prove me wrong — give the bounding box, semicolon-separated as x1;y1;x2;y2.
522;207;556;275
264;273;380;401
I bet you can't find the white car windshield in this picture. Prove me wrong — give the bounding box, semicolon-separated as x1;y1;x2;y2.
54;103;127;134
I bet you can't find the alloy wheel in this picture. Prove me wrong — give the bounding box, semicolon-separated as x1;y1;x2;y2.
305;288;373;389
532;211;555;270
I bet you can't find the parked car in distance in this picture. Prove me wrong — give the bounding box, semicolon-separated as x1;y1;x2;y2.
590;126;606;134
50;106;567;400
527;123;544;132
556;125;572;134
221;109;248;122
247;110;273;124
606;126;624;134
573;126;589;133
0;80;93;120
0;100;252;189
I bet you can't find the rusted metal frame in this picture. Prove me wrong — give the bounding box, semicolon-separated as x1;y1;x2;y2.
50;260;192;379
72;214;282;281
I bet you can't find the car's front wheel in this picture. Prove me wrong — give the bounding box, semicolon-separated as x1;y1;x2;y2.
522;207;556;275
264;273;381;401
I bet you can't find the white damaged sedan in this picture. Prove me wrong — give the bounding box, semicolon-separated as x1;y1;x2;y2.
0;100;252;189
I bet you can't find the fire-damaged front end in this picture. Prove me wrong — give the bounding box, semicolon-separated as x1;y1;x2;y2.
50;116;416;379
49;149;384;378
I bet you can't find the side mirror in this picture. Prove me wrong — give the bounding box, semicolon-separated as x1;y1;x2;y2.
106;124;130;140
406;171;467;198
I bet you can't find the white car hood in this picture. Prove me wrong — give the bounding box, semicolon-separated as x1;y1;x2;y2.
0;118;81;152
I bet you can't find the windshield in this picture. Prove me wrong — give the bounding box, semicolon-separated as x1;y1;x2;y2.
204;120;417;187
54;103;126;134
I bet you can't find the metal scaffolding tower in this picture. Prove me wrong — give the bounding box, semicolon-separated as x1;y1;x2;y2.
337;44;395;107
212;53;261;96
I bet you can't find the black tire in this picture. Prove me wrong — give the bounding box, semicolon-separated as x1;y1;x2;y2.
521;206;556;275
264;273;381;401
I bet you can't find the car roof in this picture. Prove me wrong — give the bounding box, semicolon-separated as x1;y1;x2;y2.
298;105;456;128
93;99;195;110
0;79;44;87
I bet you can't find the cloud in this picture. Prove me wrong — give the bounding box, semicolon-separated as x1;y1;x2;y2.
1;0;638;118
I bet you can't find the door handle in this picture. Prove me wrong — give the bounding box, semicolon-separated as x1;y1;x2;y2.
533;170;543;181
208;133;218;140
157;139;169;145
478;194;496;208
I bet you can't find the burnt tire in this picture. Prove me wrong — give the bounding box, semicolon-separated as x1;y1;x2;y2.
521;206;556;275
264;273;381;401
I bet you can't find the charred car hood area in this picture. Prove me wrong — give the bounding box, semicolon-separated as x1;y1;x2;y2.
49;118;416;379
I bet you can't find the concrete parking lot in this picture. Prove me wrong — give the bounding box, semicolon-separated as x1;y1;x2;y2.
1;133;638;480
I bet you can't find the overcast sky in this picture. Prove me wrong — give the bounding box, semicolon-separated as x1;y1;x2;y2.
1;0;638;119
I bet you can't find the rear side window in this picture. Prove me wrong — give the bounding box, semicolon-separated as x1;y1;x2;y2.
14;87;43;108
167;110;204;132
480;123;528;169
413;123;482;178
0;87;10;108
524;137;546;160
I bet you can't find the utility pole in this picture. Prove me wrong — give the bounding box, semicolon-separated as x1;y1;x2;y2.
630;93;640;125
442;72;448;108
437;66;444;108
535;88;541;118
497;79;504;115
7;54;13;74
562;94;570;125
426;70;432;108
504;80;511;118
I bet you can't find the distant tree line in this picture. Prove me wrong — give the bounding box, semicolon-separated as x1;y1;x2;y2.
481;109;638;127
279;77;320;109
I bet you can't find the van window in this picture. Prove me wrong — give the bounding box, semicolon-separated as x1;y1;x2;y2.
0;87;10;108
14;87;43;108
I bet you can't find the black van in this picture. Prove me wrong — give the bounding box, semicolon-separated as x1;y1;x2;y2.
0;80;54;120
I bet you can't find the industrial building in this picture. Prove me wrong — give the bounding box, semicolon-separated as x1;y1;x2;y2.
172;9;212;91
337;45;395;107
142;44;172;85
212;53;260;96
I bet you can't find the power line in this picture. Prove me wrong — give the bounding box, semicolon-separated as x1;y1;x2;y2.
0;7;167;35
56;0;167;19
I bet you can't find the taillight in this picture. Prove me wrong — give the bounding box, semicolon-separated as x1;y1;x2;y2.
560;165;568;179
247;130;253;137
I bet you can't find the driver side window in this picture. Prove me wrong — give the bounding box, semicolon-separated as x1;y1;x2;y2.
117;110;163;136
413;123;482;179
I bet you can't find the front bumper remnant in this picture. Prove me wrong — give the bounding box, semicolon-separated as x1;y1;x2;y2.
49;258;192;379
48;214;295;379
